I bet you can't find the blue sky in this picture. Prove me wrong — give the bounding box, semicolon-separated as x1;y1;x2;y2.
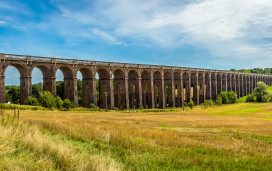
1;0;272;85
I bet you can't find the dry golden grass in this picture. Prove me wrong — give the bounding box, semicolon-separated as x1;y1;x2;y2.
10;102;272;170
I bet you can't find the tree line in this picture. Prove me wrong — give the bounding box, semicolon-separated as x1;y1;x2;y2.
230;68;272;74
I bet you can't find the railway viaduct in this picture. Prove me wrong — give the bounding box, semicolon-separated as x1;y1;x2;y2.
0;53;271;109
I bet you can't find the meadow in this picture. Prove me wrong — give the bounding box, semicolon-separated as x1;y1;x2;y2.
0;102;272;170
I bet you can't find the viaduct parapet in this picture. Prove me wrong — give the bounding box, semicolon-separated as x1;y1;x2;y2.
0;53;271;109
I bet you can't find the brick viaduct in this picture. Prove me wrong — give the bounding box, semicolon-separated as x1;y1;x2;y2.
0;53;271;109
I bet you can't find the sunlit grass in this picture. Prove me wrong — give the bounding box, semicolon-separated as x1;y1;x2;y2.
1;100;272;170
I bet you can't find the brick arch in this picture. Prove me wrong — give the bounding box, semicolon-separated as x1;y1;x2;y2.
4;63;29;104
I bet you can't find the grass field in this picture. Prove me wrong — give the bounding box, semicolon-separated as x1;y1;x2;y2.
1;102;272;170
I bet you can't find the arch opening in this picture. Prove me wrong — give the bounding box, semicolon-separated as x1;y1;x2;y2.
96;68;111;109
113;69;125;109
141;70;152;108
128;70;139;108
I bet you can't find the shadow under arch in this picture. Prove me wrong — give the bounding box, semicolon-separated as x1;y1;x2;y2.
141;70;152;108
153;71;163;108
78;67;95;107
113;69;125;109
97;68;111;109
164;71;174;107
128;70;139;108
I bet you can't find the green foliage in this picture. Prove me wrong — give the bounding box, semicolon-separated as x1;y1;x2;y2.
231;68;272;74
7;86;20;104
227;91;237;103
201;99;214;109
188;99;194;109
32;83;43;99
38;91;56;109
77;79;82;106
62;99;74;110
56;81;64;100
246;94;255;102
218;91;237;104
55;96;63;109
114;107;119;111
25;97;40;106
252;82;268;102
216;96;222;106
0;103;46;110
218;91;229;104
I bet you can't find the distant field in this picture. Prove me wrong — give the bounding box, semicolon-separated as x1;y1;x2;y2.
0;102;271;170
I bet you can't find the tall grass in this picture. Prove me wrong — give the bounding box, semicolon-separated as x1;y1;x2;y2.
0;115;122;170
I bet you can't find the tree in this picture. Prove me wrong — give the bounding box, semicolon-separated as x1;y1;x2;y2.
252;82;268;102
32;83;43;99
38;91;56;109
7;86;20;104
56;81;64;100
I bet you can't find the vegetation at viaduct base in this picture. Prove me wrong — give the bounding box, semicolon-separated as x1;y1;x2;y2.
5;81;272;112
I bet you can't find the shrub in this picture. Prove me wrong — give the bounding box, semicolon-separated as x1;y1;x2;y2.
89;103;98;109
62;99;74;110
55;96;63;109
215;96;222;106
25;97;39;106
267;93;272;102
38;91;56;109
246;94;255;102
253;82;268;102
218;91;229;104
188;99;194;109
182;102;188;111
201;99;214;108
114;107;119;111
227;91;237;103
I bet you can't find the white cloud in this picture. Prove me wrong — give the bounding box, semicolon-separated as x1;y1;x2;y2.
92;28;125;46
40;0;272;67
0;20;6;25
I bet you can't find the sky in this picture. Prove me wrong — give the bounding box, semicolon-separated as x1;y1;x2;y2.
1;0;272;85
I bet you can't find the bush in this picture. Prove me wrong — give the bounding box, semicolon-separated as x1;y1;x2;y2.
246;94;255;102
114;107;119;111
227;91;237;103
218;91;229;104
89;103;98;109
216;96;222;106
25;97;39;106
188;99;194;109
38;91;56;109
267;93;272;102
253;82;268;102
201;99;214;108
55;96;63;109
62;99;74;110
